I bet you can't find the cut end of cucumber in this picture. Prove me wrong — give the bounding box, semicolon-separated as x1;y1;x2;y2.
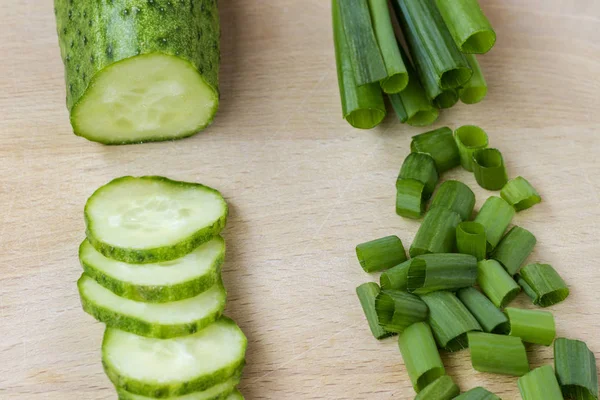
117;374;241;400
71;53;218;144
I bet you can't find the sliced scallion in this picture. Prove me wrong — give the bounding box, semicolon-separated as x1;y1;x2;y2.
477;259;520;308
415;375;460;400
398;152;439;199
517;263;569;307
473;196;515;251
453;387;501;400
396;179;427;219
430;180;476;221
554;337;599;400
454;125;489;171
501;176;542;211
491;226;537;275
410;127;461;173
459;55;488;104
356;235;407;273
516;275;538;302
408;253;478;294
435;88;459;109
468;332;529;376
505;307;556;346
518;365;564;400
457;287;508;334
472;148;508;191
380;258;424;291
375;289;429;333
456;222;487;261
409;207;462;257
356;282;395;340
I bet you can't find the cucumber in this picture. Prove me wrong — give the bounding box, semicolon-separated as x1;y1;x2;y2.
103;318;247;397
226;391;243;400
78;274;226;338
79;236;224;303
54;0;220;144
85;176;228;264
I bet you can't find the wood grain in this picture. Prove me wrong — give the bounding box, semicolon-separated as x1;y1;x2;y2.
1;0;599;399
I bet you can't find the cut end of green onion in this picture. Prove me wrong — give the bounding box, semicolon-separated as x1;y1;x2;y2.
434;89;459;109
518;263;569;307
345;108;387;129
440;67;473;90
356;282;396;340
375;289;429;333
472;148;508;191
411;127;461;173
356;235;407;273
380;258;424;291
415;375;460;400
468;332;530;376
462;28;497;54
518;365;564;400
456;221;487;261
454;125;489;171
453;386;501;400
396;179;427;219
459;85;488;105
505;307;556;346
554;337;599;400
399;152;439;199
381;73;409;94
501;176;542;211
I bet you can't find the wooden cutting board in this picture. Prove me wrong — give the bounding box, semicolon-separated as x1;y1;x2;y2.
1;0;599;399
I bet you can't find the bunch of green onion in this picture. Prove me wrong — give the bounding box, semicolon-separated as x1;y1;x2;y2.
332;0;493;129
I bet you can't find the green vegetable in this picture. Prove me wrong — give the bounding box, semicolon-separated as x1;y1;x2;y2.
518;365;564;400
356;283;395;339
408;253;478;294
454;125;488;171
473;196;515;251
435;89;460;109
415;375;460;400
102;318;247;397
410;127;461;173
477;260;520;308
468;332;529;376
380;258;423;291
434;0;496;54
85;176;228;264
78;274;226;339
456;222;487;261
491;226;536;275
517;263;569;307
505;307;556;346
332;0;386;129
453;387;501;400
409;207;462;257
554;338;599;400
429;180;476;221
459;55;488;104
501;176;542;211
355;235;407;273
398;322;445;392
398;152;439;199
54;0;220;144
396;179;427;219
420;291;481;352
227;391;244;400
472;148;508;191
457;287;508;334
375;290;429;333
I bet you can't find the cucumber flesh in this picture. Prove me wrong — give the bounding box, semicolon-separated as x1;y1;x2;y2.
78;274;226;339
79;236;224;303
103;318;247;397
226;390;244;400
85;176;228;264
117;374;241;400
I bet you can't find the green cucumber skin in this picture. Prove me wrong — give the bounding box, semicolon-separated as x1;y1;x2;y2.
54;0;220;144
102;318;247;398
79;238;225;303
85;176;228;264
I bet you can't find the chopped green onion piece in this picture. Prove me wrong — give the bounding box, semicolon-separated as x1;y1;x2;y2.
408;253;478;294
409;207;462;257
430;180;476;221
459;55;488;104
355;235;407;273
380;258;424;291
434;0;496;54
456;222;487;261
396;179;427;219
398;152;439;199
411;127;461;173
415;375;460;400
468;332;529;376
491;226;536;275
435;88;459;109
477;259;520;308
457;287;508;334
375;290;429;333
473;196;515;251
398;322;446;392
554;338;599;400
501;176;542;211
472;148;508;191
453;387;501;400
505;307;556;346
356;283;395;340
332;0;386;129
516;274;538;302
454;125;489;171
420;291;481;352
517;263;569;307
367;0;408;93
518;365;564;400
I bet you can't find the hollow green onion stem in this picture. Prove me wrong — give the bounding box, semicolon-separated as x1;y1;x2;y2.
459;55;488;104
501;176;542;211
491;226;536;275
554;337;599;400
411;127;461;173
396;179;427;219
473;196;515;251
375;290;429;333
468;332;529;376
454;125;488;171
518;365;564;400
356;235;407;273
415;375;460;400
477;259;520;308
430;180;476;221
356;283;395;339
453;387;501;400
380;258;422;291
472;148;508;191
398;152;439;199
516;263;569;307
457;287;508;334
408;253;478;294
456;222;487;261
410;207;462;257
505;307;556;346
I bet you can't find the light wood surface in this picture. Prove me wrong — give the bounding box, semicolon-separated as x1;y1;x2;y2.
1;1;599;399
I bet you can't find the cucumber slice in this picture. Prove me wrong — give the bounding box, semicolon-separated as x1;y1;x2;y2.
78;275;226;338
103;318;247;397
85;176;228;264
226;391;243;400
79;236;225;303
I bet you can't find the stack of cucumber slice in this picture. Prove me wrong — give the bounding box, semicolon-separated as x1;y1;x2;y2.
77;176;247;399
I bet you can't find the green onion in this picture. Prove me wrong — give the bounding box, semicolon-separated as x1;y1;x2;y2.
415;375;460;400
477;259;520;308
420;291;481;352
396;179;427;219
332;0;386;129
356;235;407;273
472;148;508;191
375;289;429;333
356;282;395;340
380;258;423;291
454;125;489;171
516;275;538;302
410;127;461;173
554;338;599;400
367;0;408;93
518;365;564;400
430;180;476;221
456;222;487;261
398;322;446;392
408;253;478;294
491;226;537;275
453;387;501;400
505;307;556;346
473;196;515;251
434;0;496;54
459;55;488;104
468;332;529;376
409;207;462;257
435;88;459;109
457;287;508;334
517;263;569;307
398;152;439;199
501;176;542;211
